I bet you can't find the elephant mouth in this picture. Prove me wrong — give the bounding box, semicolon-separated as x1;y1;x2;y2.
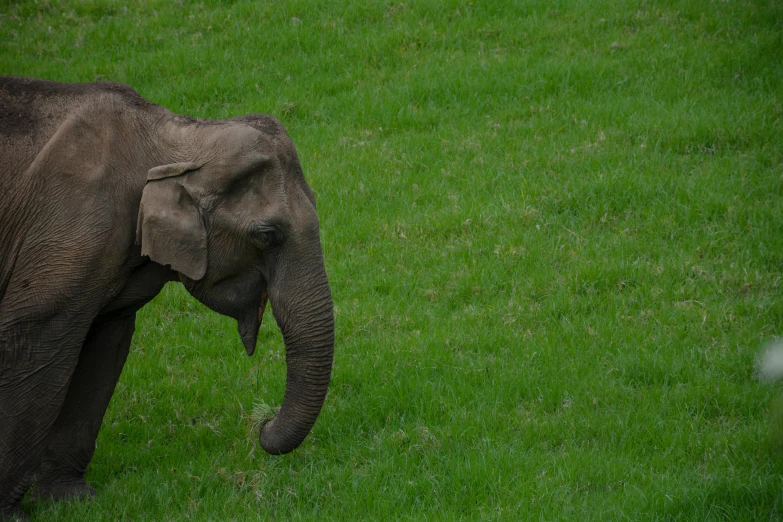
180;271;269;356
238;288;268;356
257;289;269;326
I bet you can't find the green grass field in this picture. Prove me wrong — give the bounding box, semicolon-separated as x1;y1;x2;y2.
2;0;783;519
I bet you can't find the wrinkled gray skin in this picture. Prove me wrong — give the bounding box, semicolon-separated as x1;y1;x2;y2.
0;77;334;520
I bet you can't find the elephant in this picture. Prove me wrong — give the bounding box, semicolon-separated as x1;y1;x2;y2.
0;77;334;519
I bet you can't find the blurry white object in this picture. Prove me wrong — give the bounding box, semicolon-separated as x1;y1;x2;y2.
758;340;783;382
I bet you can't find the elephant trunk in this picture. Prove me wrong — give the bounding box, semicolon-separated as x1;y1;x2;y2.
259;268;334;455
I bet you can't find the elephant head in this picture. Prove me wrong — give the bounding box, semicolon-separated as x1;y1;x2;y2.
136;115;333;455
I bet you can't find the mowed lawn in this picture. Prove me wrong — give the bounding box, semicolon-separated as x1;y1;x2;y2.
2;0;783;520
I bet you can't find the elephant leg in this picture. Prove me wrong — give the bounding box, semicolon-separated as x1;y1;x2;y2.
31;313;136;502
0;330;84;518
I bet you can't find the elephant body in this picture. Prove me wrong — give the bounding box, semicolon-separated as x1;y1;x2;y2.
0;77;334;519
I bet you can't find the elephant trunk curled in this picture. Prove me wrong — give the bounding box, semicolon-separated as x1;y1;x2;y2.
260;262;334;455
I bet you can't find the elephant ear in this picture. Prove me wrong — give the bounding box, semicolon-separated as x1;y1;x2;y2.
136;162;208;281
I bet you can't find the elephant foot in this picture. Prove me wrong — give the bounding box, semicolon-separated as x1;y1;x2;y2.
30;478;96;502
0;506;29;522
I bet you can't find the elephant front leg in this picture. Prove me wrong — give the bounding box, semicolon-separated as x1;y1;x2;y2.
31;314;136;502
0;331;84;518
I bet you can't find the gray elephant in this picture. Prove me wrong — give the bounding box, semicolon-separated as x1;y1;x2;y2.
0;77;334;519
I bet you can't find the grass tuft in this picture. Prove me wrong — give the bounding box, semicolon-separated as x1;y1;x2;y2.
249;401;278;433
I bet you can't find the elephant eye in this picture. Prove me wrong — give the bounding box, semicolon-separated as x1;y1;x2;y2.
252;226;283;249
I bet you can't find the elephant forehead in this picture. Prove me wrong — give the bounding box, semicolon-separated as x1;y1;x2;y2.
190;132;277;193
199;124;268;166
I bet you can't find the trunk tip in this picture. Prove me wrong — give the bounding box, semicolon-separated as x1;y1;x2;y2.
258;418;298;455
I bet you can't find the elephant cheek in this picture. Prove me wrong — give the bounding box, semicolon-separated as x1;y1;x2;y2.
237;290;268;356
